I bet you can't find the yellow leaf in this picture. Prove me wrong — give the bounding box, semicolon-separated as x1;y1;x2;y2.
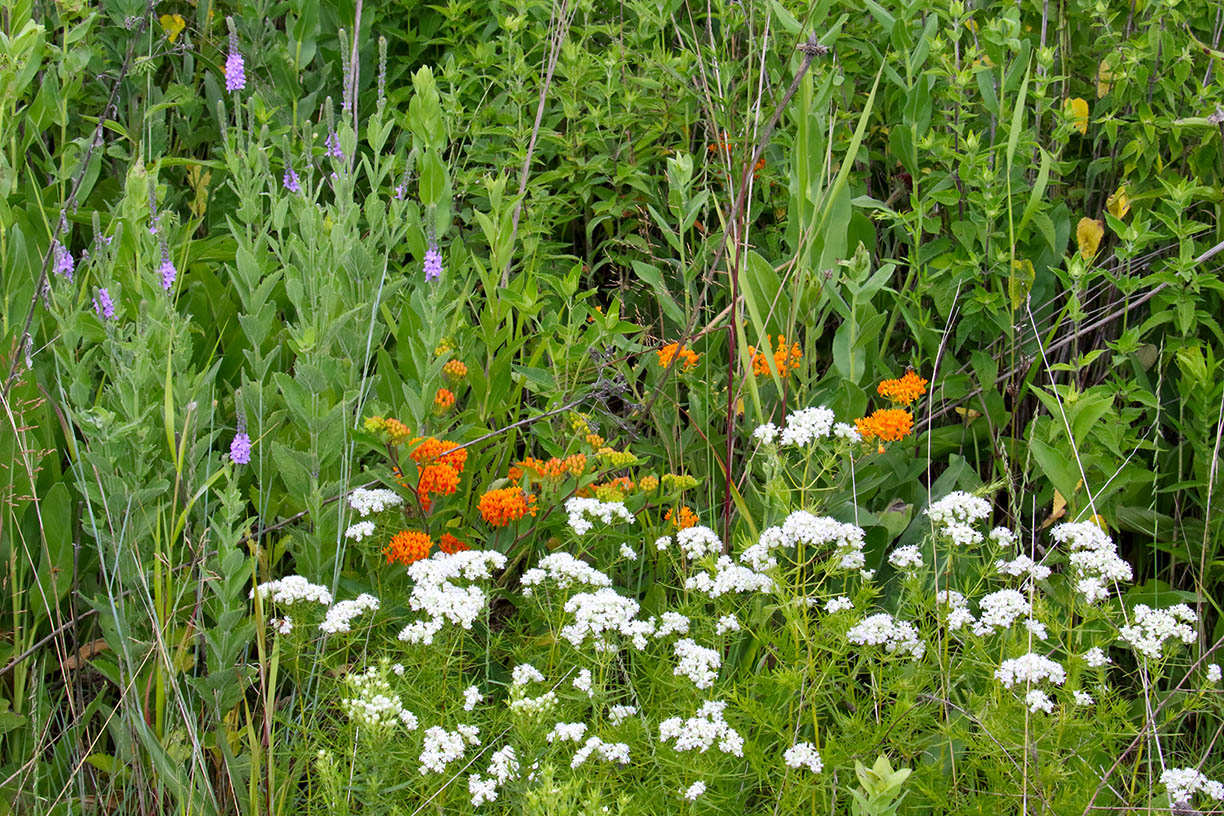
1089;513;1109;532
1009;258;1035;311
1041;490;1068;529
160;13;186;44
1065;97;1089;135
954;406;982;422
1097;57;1115;98
1106;185;1130;219
1076;217;1104;259
965;18;979;34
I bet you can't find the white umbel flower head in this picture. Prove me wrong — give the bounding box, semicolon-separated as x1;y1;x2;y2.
995;652;1066;688
348;487;404;517
1118;603;1197;660
564;497;635;536
681;781;707;801
783;742;824;773
779;406;836;447
320;593;379;634
846;613;925;660
251;575;333;606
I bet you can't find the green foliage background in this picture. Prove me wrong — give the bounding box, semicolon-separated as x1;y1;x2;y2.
2;0;1224;810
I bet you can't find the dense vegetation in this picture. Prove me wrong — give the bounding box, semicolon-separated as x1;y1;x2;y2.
3;0;1224;811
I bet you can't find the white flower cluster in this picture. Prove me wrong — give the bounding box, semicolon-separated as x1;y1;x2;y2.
1084;647;1112;668
752;423;779;444
673;638;722;689
675;525;722;560
251;575;333;606
659;700;744;756
320;593;379;634
779;406;836;447
846;613;925;660
464;685;483;711
397;550;507;645
1073;690;1094;706
546;721;588;743
512;663;546;686
972;589;1032;636
741;512;867;572
989;527;1018;547
1119;603;1197;660
564;497;635;536
271;617;293;635
1162;767;1224;806
419;724;480;775
340;665;418;732
825;596;854;614
571;736;630;768
508;691;557;717
344;520;376;541
521;552;611;595
1051;522;1133;604
681;781;707;801
834;422;861;442
468;745;519;806
608;704;637;725
716;614;741;634
655;611;690;639
926;491;992;546
995;554;1052;583
937;590;975;632
685;556;774;598
783;742;823;773
1025;689;1055;714
888;544;924;572
1208;663;1222;684
619;543;638;560
572;668;594;697
995;652;1066;688
560;588;647;652
348;487;404;517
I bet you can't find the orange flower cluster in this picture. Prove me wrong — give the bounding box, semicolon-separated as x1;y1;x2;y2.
417;464;460;512
510;454;588;483
385;530;432;565
479;487;538;527
439;533;470;554
410;437;467;472
443;359;468;380
665;506;700;530
577;476;636;501
657;342;700;372
434;388;456;413
854;408;914;451
877;372;928;406
365;415;412;444
748;335;802;378
584;433;605;448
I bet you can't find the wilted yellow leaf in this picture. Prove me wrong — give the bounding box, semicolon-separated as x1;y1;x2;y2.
1041;490;1068;529
1009;258;1035;311
160;13;186;43
1089;513;1108;531
954;406;982;421
965;18;979;34
1106;185;1130;219
1065;97;1089;135
1077;217;1104;259
1097;57;1115;98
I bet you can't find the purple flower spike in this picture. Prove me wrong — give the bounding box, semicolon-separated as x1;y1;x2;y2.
424;246;443;282
225;51;246;92
94;288;116;320
283;166;301;192
53;242;75;281
159;253;177;291
230;431;251;464
325;132;345;160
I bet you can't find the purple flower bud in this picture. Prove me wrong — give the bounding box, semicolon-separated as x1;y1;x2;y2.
53;241;75;281
230;431;251;464
159;253;177;291
424;246;443;282
393;184;406;200
225;51;246;92
283;166;301;192
94;287;116;320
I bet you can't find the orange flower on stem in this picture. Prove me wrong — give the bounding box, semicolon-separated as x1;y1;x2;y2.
442;359;468;381
439;533;470;554
854;409;915;453
434;388;456;414
657;342;700;372
479;487;538;527
410;437;467;472
876;372;928;406
417;463;460;512
665;506;699;530
385;530;433;565
747;335;802;378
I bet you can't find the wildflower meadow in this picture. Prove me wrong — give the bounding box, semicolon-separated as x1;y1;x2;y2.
4;0;1224;812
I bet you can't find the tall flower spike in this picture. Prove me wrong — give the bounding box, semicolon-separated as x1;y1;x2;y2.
52;241;75;281
224;18;246;92
93;287;116;320
158;246;177;291
231;408;251;465
283;166;301;193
